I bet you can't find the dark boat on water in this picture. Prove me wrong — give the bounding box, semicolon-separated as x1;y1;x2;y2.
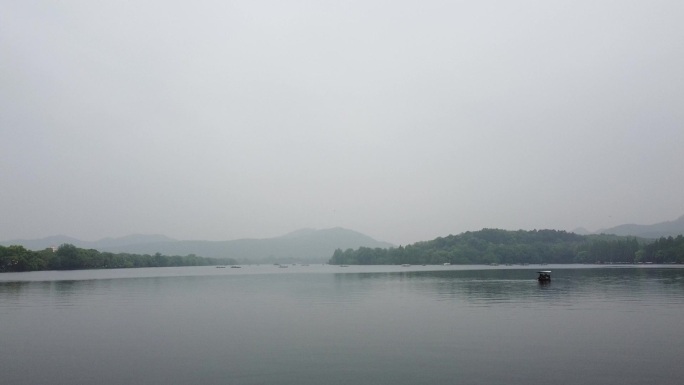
537;270;551;282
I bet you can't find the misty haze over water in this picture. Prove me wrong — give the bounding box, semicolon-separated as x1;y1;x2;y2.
2;265;683;385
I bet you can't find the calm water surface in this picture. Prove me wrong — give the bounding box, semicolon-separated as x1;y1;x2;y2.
2;265;683;385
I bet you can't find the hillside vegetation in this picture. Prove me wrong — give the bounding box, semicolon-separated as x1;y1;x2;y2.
330;229;684;265
0;244;235;273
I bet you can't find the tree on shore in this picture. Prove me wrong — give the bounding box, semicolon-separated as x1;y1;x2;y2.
0;244;235;273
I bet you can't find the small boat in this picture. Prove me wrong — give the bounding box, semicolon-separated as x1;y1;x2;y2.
537;271;551;282
401;264;411;267
216;266;226;268
230;265;241;268
443;263;451;266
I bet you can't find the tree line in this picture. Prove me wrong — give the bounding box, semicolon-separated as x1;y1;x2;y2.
330;229;684;265
0;243;236;273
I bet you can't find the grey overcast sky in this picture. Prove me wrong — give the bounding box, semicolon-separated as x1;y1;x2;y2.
1;1;683;245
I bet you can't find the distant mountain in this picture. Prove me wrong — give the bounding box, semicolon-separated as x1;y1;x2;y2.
276;228;319;239
101;228;393;263
1;228;393;263
0;235;83;250
571;227;591;235
597;215;684;238
92;234;176;248
0;234;176;250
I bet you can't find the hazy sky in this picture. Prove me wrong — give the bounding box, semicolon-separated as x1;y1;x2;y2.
2;1;683;245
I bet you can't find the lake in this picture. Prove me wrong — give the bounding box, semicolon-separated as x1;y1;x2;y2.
2;264;683;385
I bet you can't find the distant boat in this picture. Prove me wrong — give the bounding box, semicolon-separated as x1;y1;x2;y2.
537;271;551;283
230;265;241;269
401;264;411;267
443;263;451;266
216;266;226;268
339;265;349;267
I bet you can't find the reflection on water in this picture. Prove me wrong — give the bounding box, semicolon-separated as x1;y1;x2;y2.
3;265;684;311
2;265;684;385
326;266;684;307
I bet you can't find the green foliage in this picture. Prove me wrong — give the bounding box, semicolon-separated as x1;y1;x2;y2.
0;244;236;273
641;235;684;263
328;229;661;265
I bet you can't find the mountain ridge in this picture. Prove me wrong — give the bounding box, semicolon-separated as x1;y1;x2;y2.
596;215;684;238
4;215;683;262
1;228;393;263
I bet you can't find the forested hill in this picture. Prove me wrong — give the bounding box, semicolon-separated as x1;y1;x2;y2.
329;229;684;265
0;244;236;273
